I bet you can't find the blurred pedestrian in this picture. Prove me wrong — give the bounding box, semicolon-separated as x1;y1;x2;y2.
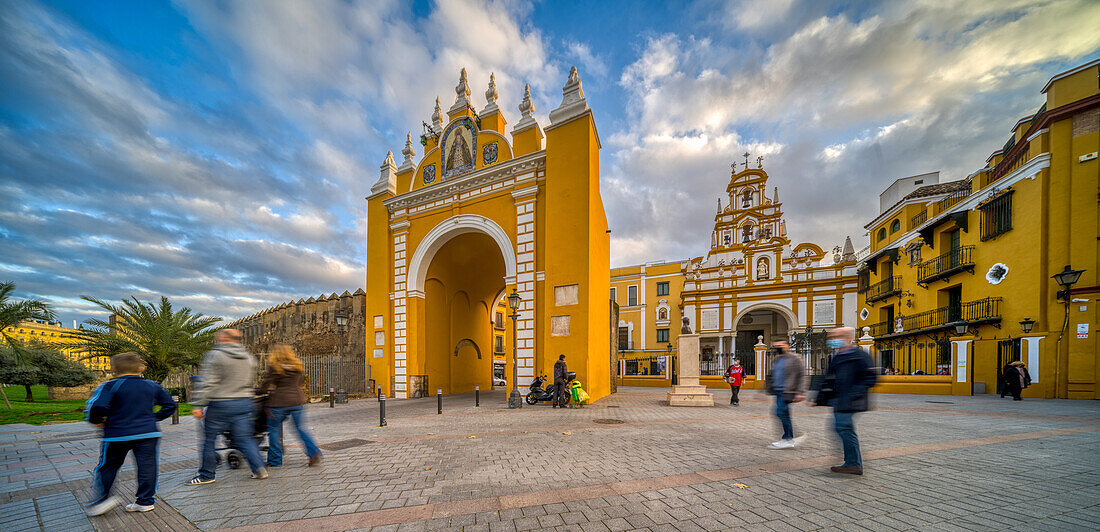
724;357;744;406
188;329;267;485
766;340;807;449
812;327;877;475
1001;360;1032;401
84;353;177;515
553;355;569;408
259;344;322;467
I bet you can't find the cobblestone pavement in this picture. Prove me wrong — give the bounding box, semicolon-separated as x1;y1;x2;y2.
1;387;1098;531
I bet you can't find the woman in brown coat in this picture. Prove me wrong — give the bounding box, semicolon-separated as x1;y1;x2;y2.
259;345;322;467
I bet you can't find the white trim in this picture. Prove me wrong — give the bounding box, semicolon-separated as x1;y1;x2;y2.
1026;128;1049;143
1041;58;1100;93
390;220;410;231
1022;336;1044;383
512;185;539;199
383;152;545;213
407;214;517;293
953;340;970;383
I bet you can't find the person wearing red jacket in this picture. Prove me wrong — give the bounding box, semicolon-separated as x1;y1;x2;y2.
724;357;745;406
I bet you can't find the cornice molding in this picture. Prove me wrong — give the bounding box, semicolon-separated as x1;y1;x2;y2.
384;152;546;214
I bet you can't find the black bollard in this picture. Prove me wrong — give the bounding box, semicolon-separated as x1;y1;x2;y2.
171;396;179;425
437;389;443;414
475;386;480;407
379;393;387;427
377;385;382;402
329;387;335;408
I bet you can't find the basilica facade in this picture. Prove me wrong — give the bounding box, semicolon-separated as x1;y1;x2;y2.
612;161;860;389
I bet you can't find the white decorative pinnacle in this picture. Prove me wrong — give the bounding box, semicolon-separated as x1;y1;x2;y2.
431;97;443;133
399;132;416;172
449;68;474;114
483;72;500;114
549;66;589;126
512;83;539;134
773;186;779;204
371;151;398;197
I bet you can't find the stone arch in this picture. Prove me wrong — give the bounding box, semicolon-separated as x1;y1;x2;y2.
453;338;482;359
408;214;517;293
733;302;798;331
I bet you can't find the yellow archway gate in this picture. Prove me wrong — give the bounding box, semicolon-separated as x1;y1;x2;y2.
365;67;611;401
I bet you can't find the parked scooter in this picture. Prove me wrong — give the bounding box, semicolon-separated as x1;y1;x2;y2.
526;372;575;405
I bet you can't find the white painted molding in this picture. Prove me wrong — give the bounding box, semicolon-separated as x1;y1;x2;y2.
512;185;539;200
407;289;425;299
390;220;410;231
383;152;546;213
407;214;518;293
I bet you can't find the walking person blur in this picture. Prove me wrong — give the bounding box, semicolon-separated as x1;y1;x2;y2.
187;329;267;485
1000;360;1032;401
812;327;877;475
259;345;323;467
724;357;744;406
766;340;807;449
552;354;569;408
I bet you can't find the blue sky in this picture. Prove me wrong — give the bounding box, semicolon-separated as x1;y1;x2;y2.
2;0;1098;326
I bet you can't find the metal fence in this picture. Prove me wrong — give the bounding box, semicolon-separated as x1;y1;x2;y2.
876;338;951;376
700;353;740;377
620;355;670;377
301;352;370;396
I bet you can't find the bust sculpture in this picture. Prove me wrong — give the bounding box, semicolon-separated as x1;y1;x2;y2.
681;316;692;334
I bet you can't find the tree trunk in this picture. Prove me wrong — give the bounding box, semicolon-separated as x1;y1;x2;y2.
24;384;34;402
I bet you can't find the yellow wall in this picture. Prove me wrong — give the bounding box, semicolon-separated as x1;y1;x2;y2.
4;320;109;371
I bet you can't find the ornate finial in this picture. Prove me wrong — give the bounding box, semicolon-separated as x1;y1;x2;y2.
716;197;722;214
549;65;588;125
382;150;396;168
449;68;474;114
399;132;416;171
773;186;779;204
519;83;534;119
431;97;442;131
743;151;750;170
483;72;499;113
757;155;764;168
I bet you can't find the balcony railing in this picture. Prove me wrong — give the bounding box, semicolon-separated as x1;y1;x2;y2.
864;297;1002;339
917;245;975;285
932;187;972;216
865;276;901;303
911;209;928;228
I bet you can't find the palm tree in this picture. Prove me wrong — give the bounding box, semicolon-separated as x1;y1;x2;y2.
73;296;222;383
0;281;56;407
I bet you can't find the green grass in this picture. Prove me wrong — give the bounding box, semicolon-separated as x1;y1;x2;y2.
0;385;193;426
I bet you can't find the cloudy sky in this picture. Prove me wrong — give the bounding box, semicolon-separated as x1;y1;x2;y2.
2;0;1098;326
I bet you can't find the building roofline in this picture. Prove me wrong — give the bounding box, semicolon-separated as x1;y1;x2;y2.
1041;57;1100;94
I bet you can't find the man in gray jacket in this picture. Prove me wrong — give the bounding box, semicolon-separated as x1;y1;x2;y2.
187;329;266;485
766;339;807;449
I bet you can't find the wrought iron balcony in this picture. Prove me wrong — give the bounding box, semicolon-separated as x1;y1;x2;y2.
865;297;1002;340
917;245;975;285
911;209;928;228
932;188;971;216
865;276;902;303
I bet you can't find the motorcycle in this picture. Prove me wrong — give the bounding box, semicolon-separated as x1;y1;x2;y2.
526;372;575;405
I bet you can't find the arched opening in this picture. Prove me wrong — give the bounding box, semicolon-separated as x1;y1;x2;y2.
421;232;510;395
730;304;794;376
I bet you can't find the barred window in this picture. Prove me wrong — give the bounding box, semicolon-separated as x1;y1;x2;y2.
979;190;1013;241
656;328;669;343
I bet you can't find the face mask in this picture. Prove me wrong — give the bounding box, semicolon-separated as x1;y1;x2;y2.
827;339;845;349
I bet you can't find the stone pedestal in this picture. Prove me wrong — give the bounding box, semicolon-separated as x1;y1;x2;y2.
668;334;714;406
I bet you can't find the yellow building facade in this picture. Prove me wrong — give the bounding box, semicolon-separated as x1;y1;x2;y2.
365;68;611;400
612;162;860;389
4;319;110;371
857;59;1100;399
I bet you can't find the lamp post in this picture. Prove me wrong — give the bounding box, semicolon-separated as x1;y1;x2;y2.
953;321;969;336
335;308;349;400
507;288;523;409
1019;317;1036;334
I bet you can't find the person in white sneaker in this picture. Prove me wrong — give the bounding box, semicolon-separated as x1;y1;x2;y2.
766;340;807;449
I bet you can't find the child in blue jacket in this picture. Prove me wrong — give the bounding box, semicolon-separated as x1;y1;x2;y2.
84;352;177;516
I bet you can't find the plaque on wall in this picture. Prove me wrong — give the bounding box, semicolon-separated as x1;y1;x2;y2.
700;309;719;331
813;301;835;325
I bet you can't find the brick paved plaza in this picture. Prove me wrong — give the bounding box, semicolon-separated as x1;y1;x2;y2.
1;387;1098;531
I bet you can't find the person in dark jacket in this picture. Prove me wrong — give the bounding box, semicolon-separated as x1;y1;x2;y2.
813;327;877;475
553;355;569;408
1001;360;1032;400
766;340;807;449
84;352;177;516
259;344;322;467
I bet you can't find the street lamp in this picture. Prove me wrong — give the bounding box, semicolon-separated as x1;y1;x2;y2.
1019;317;1036;334
507;288;523;409
334;308;349;401
953;321;969;336
1052;265;1085;302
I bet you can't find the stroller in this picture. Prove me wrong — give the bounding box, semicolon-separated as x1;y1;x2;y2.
215;393;270;470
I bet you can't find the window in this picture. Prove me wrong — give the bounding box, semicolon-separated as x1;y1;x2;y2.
618;327;630;351
610;287;616;303
890;219;901;233
656;328;670;343
979;190;1013;241
656;282;669;296
877;228;887;242
627;285;638;306
494;335;504;354
495;312;504;329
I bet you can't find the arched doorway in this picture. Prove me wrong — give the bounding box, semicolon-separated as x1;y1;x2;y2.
731;304;794;376
420;232;510;395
